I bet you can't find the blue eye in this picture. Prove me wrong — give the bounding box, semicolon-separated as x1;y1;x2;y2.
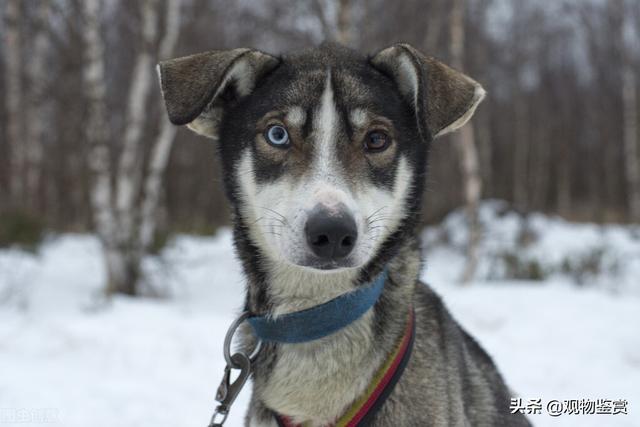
265;125;290;147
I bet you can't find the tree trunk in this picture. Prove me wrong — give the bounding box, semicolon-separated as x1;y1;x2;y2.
621;39;640;222
477;108;493;196
4;0;24;209
82;0;127;295
512;92;529;211
115;0;160;248
450;0;483;284
335;0;352;46
105;247;142;296
138;0;181;251
25;1;51;213
608;0;640;222
556;139;572;216
422;0;446;53
94;0;163;296
474;3;493;197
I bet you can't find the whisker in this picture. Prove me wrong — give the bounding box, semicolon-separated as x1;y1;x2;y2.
366;206;388;222
258;206;287;221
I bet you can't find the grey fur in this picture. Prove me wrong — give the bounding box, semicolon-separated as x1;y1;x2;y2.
157;43;531;427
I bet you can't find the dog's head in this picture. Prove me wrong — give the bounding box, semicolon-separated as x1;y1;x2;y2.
158;43;484;273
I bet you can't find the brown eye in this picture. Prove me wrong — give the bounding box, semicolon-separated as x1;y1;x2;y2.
364;130;391;152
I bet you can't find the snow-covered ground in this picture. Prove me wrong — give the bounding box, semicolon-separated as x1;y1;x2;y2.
1;203;639;427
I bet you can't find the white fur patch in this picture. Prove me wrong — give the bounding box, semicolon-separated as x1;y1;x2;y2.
349;108;368;128
155;64;165;99
186;107;222;139
286;106;305;127
225;55;254;97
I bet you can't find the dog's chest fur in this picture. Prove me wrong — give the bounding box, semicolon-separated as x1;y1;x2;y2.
247;265;386;425
261;313;382;425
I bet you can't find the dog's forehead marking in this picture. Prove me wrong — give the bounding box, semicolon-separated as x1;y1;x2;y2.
312;69;340;182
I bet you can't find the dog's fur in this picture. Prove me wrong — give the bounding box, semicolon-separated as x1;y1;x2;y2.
158;43;531;427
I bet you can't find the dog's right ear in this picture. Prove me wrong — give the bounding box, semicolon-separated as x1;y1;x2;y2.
157;48;280;139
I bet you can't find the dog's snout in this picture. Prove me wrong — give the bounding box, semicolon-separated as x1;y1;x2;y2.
305;205;358;261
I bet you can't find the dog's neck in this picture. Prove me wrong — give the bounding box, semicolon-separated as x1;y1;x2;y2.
238;228;421;426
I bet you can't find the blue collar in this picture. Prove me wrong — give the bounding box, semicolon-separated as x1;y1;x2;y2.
247;268;388;344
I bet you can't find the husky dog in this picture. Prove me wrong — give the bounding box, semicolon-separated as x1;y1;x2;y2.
157;43;530;427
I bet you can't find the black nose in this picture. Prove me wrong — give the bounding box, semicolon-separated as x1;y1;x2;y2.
305;205;358;261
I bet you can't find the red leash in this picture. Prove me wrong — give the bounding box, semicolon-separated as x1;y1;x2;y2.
277;309;415;427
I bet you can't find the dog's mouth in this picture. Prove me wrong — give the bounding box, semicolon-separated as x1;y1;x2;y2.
297;256;358;271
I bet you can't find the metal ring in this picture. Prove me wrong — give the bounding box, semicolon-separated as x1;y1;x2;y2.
208;405;228;427
223;311;262;368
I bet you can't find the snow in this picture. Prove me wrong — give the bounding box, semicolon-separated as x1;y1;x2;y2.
1;204;639;427
424;200;640;293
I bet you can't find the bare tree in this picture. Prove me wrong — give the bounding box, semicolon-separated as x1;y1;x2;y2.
615;0;640;221
139;0;182;252
508;1;531;213
310;0;352;45
81;0;120;293
336;0;352;45
25;1;51;212
450;0;482;283
422;0;447;53
311;0;332;40
4;0;24;209
115;0;160;252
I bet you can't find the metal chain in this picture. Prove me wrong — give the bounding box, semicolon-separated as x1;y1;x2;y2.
207;312;262;427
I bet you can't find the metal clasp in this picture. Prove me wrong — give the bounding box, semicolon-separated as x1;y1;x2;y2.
207;312;262;427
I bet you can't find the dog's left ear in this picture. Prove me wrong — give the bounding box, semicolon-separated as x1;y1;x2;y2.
370;43;485;139
157;48;280;139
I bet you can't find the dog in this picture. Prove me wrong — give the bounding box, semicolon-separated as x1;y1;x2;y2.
157;42;531;427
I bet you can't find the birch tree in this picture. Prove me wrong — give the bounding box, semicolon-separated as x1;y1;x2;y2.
100;0;162;296
115;0;160;249
82;0;181;296
450;0;483;283
81;0;120;294
139;0;182;253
